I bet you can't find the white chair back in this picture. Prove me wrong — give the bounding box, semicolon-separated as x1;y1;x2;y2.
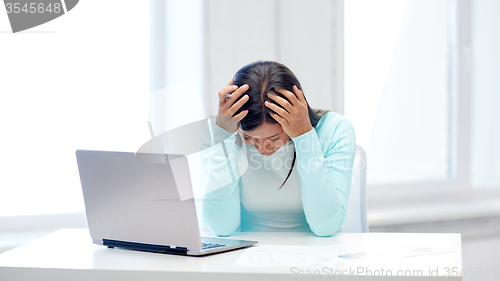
339;145;368;233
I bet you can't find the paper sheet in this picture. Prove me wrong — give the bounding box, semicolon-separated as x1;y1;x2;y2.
233;243;453;267
233;245;337;267
330;242;453;261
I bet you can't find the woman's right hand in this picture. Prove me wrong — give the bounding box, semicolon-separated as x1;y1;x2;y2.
216;79;250;133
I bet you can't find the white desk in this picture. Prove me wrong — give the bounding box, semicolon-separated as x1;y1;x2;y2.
0;229;463;281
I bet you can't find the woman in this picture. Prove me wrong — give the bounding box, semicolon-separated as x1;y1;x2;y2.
201;61;356;237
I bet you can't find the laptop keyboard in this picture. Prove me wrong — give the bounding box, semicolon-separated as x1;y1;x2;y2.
201;242;226;250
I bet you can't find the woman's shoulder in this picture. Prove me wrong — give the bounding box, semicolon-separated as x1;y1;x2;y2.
315;111;354;132
314;111;355;143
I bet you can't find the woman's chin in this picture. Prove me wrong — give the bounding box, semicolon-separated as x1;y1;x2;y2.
259;149;277;156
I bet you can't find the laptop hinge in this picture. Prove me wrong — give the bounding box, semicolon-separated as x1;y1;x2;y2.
103;239;188;255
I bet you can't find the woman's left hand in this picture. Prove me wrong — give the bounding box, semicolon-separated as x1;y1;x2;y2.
265;85;313;138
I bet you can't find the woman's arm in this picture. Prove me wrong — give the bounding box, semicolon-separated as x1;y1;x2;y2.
201;81;249;236
265;86;356;237
291;116;356;236
200;118;243;236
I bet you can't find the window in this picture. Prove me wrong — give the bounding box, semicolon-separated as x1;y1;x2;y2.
470;0;500;189
345;0;500;203
345;0;452;185
0;2;150;216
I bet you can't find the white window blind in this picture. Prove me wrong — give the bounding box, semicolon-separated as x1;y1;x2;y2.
0;2;150;216
470;0;500;189
345;0;452;185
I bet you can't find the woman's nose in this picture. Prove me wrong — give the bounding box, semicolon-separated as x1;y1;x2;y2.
255;139;271;152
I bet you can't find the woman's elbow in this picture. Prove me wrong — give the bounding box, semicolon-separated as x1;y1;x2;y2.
207;224;238;237
309;210;346;237
310;223;340;237
214;229;235;237
202;215;239;237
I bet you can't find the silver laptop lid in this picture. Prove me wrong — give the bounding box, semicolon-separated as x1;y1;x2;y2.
75;150;202;251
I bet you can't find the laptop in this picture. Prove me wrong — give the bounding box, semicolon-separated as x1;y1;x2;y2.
75;150;257;256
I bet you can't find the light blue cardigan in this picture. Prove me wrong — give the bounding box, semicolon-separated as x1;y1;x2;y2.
200;111;356;237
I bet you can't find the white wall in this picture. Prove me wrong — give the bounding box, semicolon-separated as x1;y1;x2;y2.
471;0;500;188
204;0;344;116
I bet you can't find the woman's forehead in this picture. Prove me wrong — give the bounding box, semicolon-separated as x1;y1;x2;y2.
241;123;283;139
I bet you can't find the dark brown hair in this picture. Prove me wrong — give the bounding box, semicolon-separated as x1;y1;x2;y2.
232;61;328;189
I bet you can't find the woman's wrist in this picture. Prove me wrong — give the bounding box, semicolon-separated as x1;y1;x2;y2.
291;126;315;140
210;118;237;145
291;127;323;157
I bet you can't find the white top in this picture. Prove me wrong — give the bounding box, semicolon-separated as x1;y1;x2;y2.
201;111;358;236
240;139;309;232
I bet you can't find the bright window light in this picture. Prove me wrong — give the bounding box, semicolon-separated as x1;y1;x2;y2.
345;0;452;185
0;2;150;216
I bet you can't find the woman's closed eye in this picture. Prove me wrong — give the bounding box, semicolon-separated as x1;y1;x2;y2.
243;136;280;142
